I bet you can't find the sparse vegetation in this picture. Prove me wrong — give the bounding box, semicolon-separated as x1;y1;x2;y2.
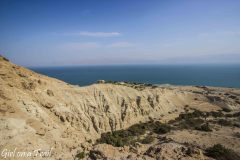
233;132;240;138
154;123;171;134
233;123;240;128
205;144;240;160
172;109;213;132
89;150;104;160
195;123;212;132
218;119;232;126
222;107;231;112
229;95;237;99
207;96;222;102
74;152;85;159
139;135;155;144
236;100;240;105
101;81;158;91
178;118;204;130
170;107;240;132
208;111;224;118
2;52;240;160
185;145;198;156
226;112;240;118
151;85;158;89
233;112;240;117
176;110;205;121
97;121;171;147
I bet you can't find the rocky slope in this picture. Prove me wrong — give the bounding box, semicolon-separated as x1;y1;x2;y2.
0;56;240;160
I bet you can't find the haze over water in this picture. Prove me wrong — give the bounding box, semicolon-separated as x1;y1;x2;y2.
32;65;240;88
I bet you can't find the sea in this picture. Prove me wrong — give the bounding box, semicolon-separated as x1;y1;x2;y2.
31;65;240;88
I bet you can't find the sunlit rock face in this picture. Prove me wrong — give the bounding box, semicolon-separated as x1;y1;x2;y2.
0;56;240;159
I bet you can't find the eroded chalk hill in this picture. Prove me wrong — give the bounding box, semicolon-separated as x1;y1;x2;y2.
0;56;240;159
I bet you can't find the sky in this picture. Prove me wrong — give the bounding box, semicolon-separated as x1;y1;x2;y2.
0;0;240;67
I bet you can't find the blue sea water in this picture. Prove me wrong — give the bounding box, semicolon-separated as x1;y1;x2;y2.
31;65;240;88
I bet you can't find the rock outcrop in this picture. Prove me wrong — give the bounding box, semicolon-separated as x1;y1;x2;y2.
0;56;240;159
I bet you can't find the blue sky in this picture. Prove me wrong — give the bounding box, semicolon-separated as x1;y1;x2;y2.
0;0;240;66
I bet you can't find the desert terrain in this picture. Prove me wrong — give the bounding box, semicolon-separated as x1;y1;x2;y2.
0;56;240;160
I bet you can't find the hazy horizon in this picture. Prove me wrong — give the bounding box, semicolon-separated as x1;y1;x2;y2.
1;0;240;67
28;61;240;68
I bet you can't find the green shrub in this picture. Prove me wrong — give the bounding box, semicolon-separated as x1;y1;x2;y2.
195;123;212;132
145;83;152;87
209;111;224;118
74;152;85;159
233;132;240;138
89;150;103;160
218;119;232;126
226;112;240;118
151;85;158;89
232;112;240;117
229;95;237;99
97;123;147;147
97;121;171;147
106;80;113;83
207;96;222;102
154;123;171;134
99;131;129;147
222;108;231;112
205;144;240;160
177;110;205;121
233;123;240;128
140;135;154;144
186;146;197;156
178;118;204;130
173;109;216;131
128;123;146;136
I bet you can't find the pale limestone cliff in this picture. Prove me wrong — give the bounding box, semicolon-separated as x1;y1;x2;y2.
0;56;240;159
